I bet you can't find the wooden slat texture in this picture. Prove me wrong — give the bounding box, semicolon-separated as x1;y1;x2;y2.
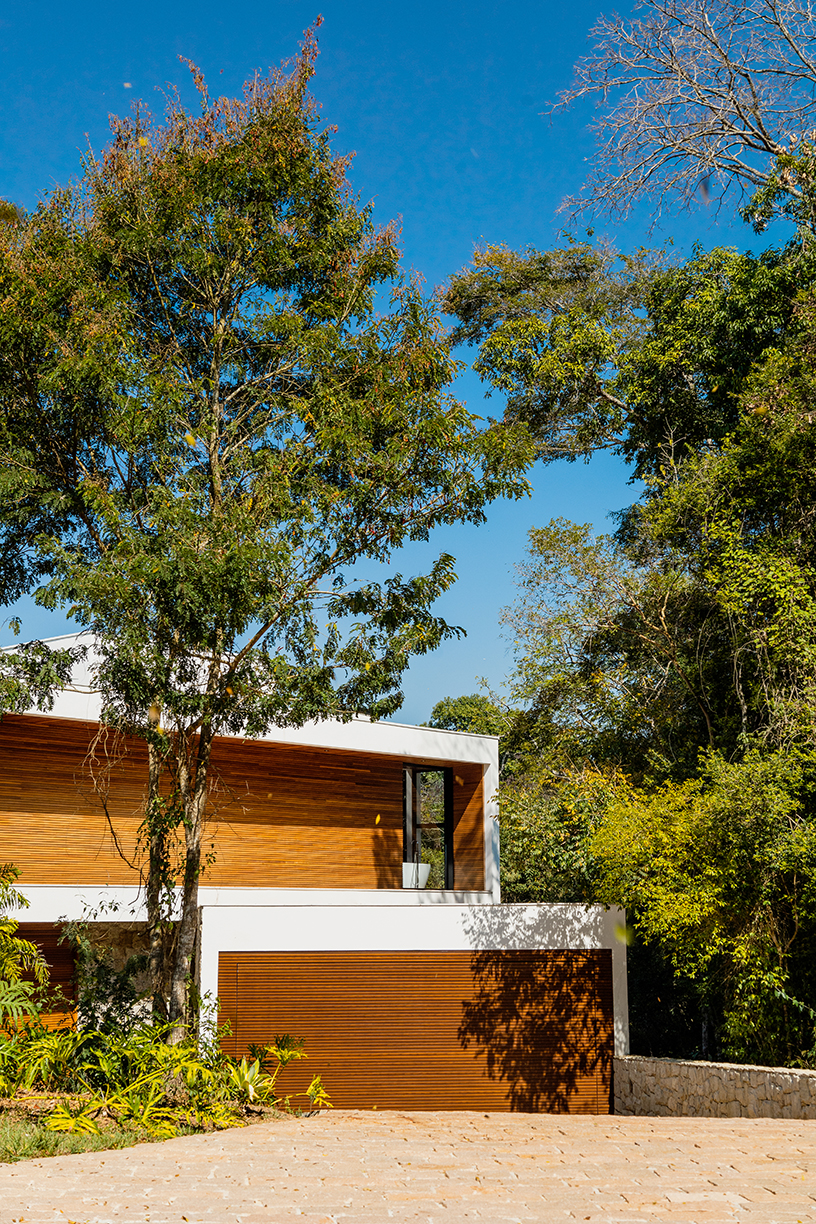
452;766;484;890
0;716;147;885
0;715;485;891
16;923;76;1028
218;949;613;1113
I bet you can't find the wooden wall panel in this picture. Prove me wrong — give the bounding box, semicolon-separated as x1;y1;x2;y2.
16;923;76;1029
205;740;406;889
0;716;146;886
452;764;485;891
218;949;613;1113
0;715;487;891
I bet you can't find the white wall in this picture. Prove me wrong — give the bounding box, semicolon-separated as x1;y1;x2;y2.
9;884;149;922
11;884;495;923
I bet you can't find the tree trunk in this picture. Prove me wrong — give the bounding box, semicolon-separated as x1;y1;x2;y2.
146;740;169;1022
167;725;213;1044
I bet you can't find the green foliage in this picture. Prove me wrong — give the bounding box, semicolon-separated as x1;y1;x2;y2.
246;1035;332;1112
442;239;653;465
640;294;816;752
0;982;38;1028
497;495;816;1060
443;238;815;479
424;692;539;778
590;752;816;1066
481;233;816;1062
45;1098;102;1136
304;1074;332;1111
0;865;47;991
501;517;741;781
425;693;511;737
60;911;149;1034
743;141;816;239
498;766;604;903
0;1014;330;1151
107;1078;180;1139
0;200;23;228
0;626;81;718
226;1056;269;1103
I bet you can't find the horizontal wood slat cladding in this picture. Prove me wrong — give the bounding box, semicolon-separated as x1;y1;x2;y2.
451;766;484;891
16;923;76;1029
218;949;613;1113
0;716;485;891
0;716;147;886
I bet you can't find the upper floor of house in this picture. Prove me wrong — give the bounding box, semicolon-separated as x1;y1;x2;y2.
0;635;500;902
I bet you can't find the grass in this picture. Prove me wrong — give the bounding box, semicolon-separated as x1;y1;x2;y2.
0;1098;288;1163
0;1112;147;1162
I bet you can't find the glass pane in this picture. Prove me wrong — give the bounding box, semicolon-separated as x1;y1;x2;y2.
418;824;445;890
404;768;448;890
417;770;445;827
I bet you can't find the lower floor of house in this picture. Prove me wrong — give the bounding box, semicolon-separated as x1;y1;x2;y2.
15;890;628;1114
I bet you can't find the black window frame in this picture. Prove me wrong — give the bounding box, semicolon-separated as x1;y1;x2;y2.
402;764;454;890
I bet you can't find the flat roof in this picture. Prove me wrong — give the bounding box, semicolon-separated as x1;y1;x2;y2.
5;632;498;764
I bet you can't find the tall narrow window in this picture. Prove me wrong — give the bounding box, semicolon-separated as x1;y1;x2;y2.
403;766;454;889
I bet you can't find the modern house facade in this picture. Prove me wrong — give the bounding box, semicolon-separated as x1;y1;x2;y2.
2;634;628;1112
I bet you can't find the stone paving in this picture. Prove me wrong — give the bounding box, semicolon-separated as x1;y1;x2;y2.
0;1111;815;1224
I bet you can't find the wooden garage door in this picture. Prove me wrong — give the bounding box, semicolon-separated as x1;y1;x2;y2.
218;949;613;1113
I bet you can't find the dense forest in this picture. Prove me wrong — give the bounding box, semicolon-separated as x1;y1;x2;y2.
428;0;816;1069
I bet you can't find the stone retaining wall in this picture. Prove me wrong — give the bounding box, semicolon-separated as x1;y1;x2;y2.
81;921;153;1004
614;1053;816;1118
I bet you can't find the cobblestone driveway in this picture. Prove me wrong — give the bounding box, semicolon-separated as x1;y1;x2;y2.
0;1111;815;1224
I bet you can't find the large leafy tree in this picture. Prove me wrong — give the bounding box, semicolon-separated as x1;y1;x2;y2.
0;34;532;1039
591;751;816;1066
492;496;816;1060
0;200;80;721
489;287;816;1059
425;693;511;737
437;0;816;1063
447;217;816;1059
502;518;738;778
442;238;813;477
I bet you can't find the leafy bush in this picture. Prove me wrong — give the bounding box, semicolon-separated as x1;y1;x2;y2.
0;1017;331;1145
0;887;330;1155
0;865;47;987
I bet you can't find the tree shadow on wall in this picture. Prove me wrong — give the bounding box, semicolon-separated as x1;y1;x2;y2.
458;948;614;1112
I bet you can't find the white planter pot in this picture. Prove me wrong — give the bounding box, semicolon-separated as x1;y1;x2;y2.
402;861;431;889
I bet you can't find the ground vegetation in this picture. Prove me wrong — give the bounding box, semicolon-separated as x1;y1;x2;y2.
0;905;330;1161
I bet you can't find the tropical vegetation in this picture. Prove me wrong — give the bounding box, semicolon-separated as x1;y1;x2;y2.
0;919;329;1160
436;0;816;1067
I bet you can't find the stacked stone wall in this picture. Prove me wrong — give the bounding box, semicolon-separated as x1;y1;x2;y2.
614;1053;816;1118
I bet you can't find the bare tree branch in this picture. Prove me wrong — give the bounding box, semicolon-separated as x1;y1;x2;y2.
556;0;816;220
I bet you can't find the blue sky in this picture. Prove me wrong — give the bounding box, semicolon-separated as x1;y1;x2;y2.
1;0;765;722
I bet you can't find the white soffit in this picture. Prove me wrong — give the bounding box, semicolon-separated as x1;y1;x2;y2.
13;633;498;766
